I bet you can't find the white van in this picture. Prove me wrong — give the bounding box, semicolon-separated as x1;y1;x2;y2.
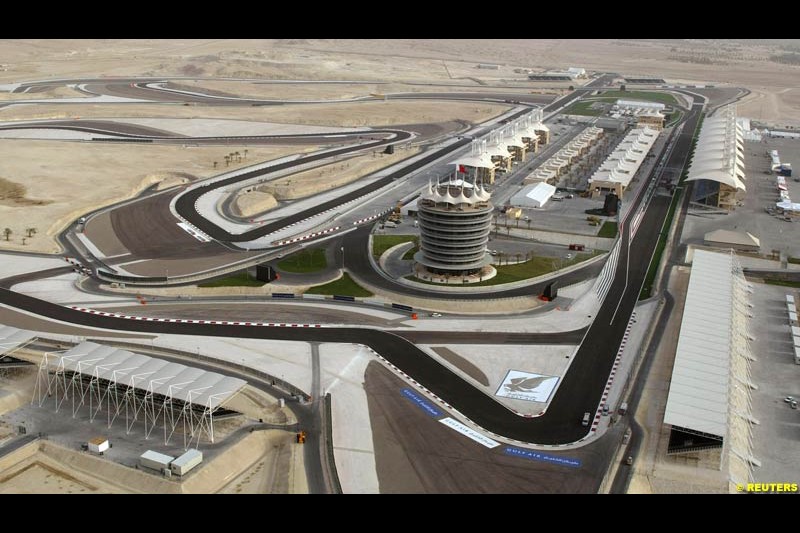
384;221;397;228
582;412;591;426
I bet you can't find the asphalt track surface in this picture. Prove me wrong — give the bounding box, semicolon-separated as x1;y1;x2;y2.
0;74;699;445
9;78;553;109
173;108;535;243
394;329;586;344
341;225;605;300
0;120;186;138
0;98;697;444
109;190;232;259
0;119;395;146
164;78;576;247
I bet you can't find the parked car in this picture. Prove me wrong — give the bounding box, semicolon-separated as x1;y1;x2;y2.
430;312;443;318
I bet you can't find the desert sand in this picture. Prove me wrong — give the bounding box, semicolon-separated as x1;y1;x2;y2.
0;39;798;256
1;39;797;125
261;146;421;201
0;99;509;128
233;146;421;217
0;141;317;253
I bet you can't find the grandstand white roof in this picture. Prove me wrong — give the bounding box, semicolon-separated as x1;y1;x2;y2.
46;341;246;409
451;152;494;169
663;250;733;438
685;105;746;192
0;325;35;355
420;180;491;206
685;170;746;191
485;140;511;158
589;127;657;188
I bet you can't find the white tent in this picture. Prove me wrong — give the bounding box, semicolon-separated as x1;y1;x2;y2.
510;182;556;208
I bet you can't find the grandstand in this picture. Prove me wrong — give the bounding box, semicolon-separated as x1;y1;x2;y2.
663;249;758;491
32;341;246;449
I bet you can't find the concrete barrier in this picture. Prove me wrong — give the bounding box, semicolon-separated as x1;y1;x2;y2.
500;226;616;251
302;294;326;301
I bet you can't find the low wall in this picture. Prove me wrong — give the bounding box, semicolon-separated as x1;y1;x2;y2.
500;226;616;251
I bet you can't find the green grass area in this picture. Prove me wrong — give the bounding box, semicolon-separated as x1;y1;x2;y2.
764;279;800;288
277;248;327;273
563;100;605;116
372;234;418;259
597;90;678;106
598;221;618;238
305;272;373;297
565;90;678;117
198;271;266;288
666;109;684;128
408;251;603;287
402;245;419;261
764;278;800;289
639;111;706;300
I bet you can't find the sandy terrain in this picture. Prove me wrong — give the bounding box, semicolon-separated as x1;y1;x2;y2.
259;146;421;201
0;85;86;100
0;456;126;494
0;430;306;494
0;99;509;128
181;80;558;101
0;40;798;124
232;190;278;217
216;431;301;494
0;142;316;253
223;386;296;425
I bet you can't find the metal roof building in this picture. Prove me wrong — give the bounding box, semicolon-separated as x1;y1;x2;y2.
33;341;246;448
663;249;758;490
0;325;35;356
685;105;746;210
588;127;658;196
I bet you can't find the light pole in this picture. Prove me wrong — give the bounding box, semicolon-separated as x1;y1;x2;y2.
341;246;345;271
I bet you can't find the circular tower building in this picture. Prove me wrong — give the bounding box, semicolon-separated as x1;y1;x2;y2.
413;179;493;277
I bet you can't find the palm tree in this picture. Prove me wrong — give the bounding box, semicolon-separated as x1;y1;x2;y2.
243;149;248;160
224;155;230;167
213;161;218;169
25;227;36;238
497;252;504;266
515;253;522;264
235;151;241;162
21;237;26;246
3;228;11;241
